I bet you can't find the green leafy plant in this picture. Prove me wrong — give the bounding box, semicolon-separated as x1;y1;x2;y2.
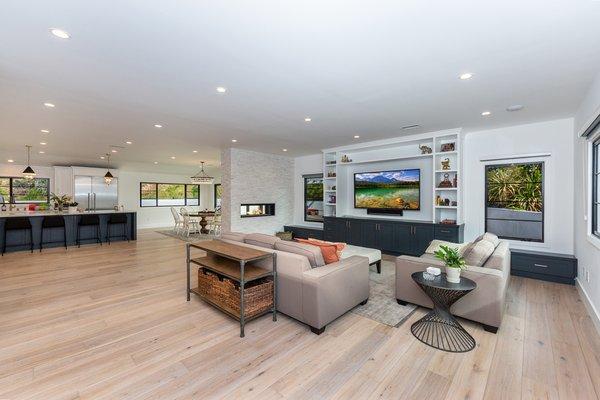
50;193;71;207
433;245;466;269
487;163;542;212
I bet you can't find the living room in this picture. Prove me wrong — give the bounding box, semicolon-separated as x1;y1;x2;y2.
1;1;600;399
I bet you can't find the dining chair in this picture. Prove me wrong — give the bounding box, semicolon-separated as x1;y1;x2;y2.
180;208;199;237
170;207;182;234
208;213;222;236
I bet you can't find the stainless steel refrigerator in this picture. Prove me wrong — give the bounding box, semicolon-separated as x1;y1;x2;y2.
74;176;118;211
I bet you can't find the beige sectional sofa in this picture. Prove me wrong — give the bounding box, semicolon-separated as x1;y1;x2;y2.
395;234;511;333
220;232;371;334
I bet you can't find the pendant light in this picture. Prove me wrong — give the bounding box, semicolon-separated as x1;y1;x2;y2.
22;145;36;179
191;161;214;184
104;153;114;185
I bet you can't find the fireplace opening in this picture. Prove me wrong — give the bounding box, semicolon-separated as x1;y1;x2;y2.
240;203;275;218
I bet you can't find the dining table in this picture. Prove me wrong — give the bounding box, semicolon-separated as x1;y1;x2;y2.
188;210;216;234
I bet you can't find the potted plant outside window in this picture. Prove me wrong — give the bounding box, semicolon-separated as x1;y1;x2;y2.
433;245;466;283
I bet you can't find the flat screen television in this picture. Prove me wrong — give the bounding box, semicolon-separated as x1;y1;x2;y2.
354;169;420;210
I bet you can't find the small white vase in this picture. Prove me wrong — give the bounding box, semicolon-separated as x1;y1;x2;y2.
68;206;78;214
446;266;461;283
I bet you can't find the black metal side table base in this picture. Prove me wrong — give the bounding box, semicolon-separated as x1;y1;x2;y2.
411;308;475;353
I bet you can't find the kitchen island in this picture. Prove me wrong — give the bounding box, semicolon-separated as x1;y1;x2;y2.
0;210;137;253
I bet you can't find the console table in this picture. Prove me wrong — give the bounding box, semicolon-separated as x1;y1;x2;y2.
186;240;277;337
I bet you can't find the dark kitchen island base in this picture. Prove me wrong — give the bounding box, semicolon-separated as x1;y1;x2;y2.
0;211;137;254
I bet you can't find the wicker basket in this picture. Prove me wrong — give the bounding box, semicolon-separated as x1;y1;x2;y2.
197;268;273;318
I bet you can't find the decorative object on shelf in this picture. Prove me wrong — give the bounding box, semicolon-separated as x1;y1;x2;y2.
436;195;443;206
22;145;36;179
453;174;458;187
438;173;453;188
433;245;466;283
440;219;457;224
444;198;450;206
440;142;456;152
329;195;336;204
332;185;336;190
340;155;352;163
419;145;432;154
451;201;458;206
104;153;114;185
325;160;337;165
441;158;451;170
190;161;214;184
327;171;336;177
426;266;441;276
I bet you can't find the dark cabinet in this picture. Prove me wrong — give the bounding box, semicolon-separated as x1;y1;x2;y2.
412;225;434;256
394;224;413;254
284;225;324;240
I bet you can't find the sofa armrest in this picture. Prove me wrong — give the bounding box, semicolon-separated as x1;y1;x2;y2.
301;256;370;329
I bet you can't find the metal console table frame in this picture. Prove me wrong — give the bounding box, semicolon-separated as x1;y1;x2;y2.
186;240;277;337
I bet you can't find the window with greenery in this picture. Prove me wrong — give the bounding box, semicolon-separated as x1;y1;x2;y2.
304;174;324;222
214;183;222;209
485;162;544;242
593;138;600;238
139;182;201;207
0;177;50;203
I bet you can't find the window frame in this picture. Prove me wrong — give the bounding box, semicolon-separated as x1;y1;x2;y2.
593;137;600;239
484;161;545;243
303;173;324;223
0;176;50;204
139;182;201;207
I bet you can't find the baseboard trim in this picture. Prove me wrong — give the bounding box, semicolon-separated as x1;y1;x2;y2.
576;278;600;335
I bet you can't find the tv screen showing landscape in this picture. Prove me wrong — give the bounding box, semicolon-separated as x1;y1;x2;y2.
354;169;420;210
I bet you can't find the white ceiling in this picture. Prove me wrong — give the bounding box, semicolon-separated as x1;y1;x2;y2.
1;0;599;172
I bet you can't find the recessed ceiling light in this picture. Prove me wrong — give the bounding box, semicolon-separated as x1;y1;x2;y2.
170;156;176;159
125;141;132;145
39;142;47;145
153;161;158;164
44;102;55;108
38;151;45;154
154;124;163;128
111;149;117;153
506;104;524;112
282;148;288;152
50;28;70;39
304;117;312;122
41;129;50;133
193;150;198;153
353;135;360;139
7;159;14;163
459;73;473;80
481;111;491;116
231;139;237;143
216;87;227;93
100;156;105;159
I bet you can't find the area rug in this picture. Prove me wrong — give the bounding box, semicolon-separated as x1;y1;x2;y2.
156;230;217;243
351;258;417;327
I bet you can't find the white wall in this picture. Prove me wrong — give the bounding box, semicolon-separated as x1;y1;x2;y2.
221;148;293;234
573;71;600;326
119;170;218;229
463;118;575;254
293;154;323;227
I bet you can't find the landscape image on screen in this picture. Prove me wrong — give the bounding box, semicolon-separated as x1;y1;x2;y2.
354;169;420;210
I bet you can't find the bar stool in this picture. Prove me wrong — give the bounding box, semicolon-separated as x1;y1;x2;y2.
107;213;129;244
40;215;67;252
2;217;33;255
77;214;102;247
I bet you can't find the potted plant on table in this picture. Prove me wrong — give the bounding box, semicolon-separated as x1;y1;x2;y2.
433;245;466;283
50;193;71;212
67;201;79;213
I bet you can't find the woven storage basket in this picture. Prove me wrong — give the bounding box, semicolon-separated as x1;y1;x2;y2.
197;268;273;318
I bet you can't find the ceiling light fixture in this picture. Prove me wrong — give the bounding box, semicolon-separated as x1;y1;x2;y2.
353;135;360;139
111;149;117;153
153;161;158;164
459;73;473;80
100;156;105;159
104;153;114;185
154;124;163;128
40;142;47;145
193;150;198;153
216;87;227;93
191;161;214;184
125;141;132;145
44;102;55;108
7;159;14;163
41;129;50;133
231;139;237;143
50;28;70;39
282;148;288;152
481;111;491;116
304;117;312;122
170;156;176;159
22;145;35;179
506;104;524;112
38;151;45;154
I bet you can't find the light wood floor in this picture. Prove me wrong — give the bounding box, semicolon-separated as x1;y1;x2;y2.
1;230;599;400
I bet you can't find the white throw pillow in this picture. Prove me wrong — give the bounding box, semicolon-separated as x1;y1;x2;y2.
425;240;470;256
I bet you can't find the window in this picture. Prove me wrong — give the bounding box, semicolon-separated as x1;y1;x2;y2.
485;162;544;242
139;182;200;207
0;177;50;203
304;174;324;222
593;138;600;238
214;183;222;209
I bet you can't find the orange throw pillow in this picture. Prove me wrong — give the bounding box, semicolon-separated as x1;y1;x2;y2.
295;238;346;264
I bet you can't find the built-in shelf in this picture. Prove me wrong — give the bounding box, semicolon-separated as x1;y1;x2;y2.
325;203;337;206
325;190;336;192
336;153;433;166
435;169;457;173
324;177;337;180
435;187;457;190
436;151;457;155
435;206;457;209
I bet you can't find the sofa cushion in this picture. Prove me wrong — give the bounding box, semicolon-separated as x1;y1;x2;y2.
274;240;325;267
244;233;281;249
296;239;341;264
475;232;500;247
462;239;496;267
341;245;382;265
220;232;246;242
424;240;470;256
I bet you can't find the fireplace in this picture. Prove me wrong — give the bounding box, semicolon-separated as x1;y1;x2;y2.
240;203;275;218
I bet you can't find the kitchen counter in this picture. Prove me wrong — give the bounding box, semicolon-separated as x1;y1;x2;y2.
0;210;137;253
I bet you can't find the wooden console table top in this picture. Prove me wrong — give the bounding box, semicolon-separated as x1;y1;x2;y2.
189;240;271;262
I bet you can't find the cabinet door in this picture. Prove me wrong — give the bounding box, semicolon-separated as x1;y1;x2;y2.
346;219;363;245
361;222;379;249
323;219;335;241
412;225;434;256
378;222;396;252
394;224;413;255
334;218;348;242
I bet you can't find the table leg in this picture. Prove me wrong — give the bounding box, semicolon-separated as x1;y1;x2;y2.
272;252;277;322
186;243;191;301
240;260;245;338
199;216;208;234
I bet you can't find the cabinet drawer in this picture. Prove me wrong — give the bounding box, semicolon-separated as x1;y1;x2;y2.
434;226;459;242
511;253;576;278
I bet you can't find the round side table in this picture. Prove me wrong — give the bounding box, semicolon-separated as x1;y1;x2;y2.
410;271;477;353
